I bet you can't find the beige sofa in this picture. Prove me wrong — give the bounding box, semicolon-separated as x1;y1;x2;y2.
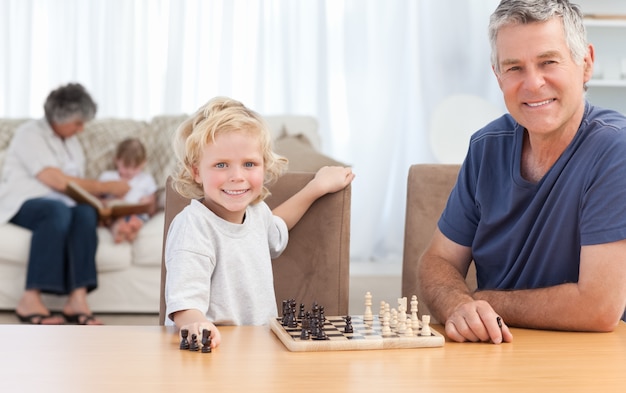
0;115;344;313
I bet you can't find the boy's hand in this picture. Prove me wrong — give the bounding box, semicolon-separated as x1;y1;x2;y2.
311;166;355;194
180;321;221;349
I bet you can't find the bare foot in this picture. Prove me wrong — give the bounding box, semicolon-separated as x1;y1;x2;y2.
124;215;143;242
112;219;131;243
127;215;144;231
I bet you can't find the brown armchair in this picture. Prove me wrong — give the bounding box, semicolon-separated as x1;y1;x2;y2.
401;164;477;324
159;173;351;325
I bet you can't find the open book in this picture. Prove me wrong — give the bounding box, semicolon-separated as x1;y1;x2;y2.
65;181;151;219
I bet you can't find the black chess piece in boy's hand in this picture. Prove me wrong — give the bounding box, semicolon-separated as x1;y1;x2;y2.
180;328;190;350
201;329;212;353
189;333;199;351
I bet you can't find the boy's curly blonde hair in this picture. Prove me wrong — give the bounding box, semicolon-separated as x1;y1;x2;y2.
172;97;288;203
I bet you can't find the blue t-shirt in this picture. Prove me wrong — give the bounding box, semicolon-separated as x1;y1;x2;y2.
439;103;626;297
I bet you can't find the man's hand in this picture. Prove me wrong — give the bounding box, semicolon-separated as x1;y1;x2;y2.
444;300;513;344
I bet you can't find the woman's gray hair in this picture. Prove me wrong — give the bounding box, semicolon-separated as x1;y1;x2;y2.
488;0;587;74
44;83;97;124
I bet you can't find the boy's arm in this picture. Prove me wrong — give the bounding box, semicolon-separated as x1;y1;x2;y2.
272;166;354;230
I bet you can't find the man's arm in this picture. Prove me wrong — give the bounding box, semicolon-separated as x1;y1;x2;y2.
475;239;626;332
418;228;512;344
418;228;474;322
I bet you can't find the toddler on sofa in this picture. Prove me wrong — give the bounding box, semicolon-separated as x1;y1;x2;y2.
99;138;157;243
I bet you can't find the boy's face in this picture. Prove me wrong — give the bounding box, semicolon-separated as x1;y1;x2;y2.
116;159;144;180
193;131;265;224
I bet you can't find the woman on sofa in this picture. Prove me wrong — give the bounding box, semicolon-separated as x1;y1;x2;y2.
0;83;130;325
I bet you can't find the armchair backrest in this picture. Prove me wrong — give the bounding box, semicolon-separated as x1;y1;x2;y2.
159;173;351;325
401;164;477;323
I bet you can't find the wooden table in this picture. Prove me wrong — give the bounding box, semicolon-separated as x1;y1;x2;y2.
1;322;624;392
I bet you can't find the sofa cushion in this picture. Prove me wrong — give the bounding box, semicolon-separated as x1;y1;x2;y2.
0;224;32;266
274;134;346;172
132;212;166;267
95;227;133;272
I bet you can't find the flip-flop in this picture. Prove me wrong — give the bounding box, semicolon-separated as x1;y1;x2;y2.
16;312;64;325
62;312;102;325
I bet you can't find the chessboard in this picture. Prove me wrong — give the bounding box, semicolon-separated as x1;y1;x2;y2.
270;314;445;352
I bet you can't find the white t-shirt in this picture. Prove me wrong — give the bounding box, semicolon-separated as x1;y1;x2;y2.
164;199;289;326
98;170;157;203
0;118;84;223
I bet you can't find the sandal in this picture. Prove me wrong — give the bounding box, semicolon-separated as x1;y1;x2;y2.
62;312;103;325
16;312;64;325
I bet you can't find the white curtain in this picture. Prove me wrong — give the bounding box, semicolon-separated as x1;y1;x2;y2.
0;0;503;265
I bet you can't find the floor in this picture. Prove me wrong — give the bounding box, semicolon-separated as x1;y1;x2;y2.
0;261;402;325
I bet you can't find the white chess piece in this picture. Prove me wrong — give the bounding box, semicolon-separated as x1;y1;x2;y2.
404;317;414;336
396;298;407;334
419;315;432;336
379;300;386;320
364;291;373;321
410;295;419;330
390;308;398;330
381;311;392;335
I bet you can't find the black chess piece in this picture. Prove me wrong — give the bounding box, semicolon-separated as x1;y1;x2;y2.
344;315;354;334
281;300;289;326
300;325;310;340
180;329;190;350
312;316;328;340
298;303;305;320
201;329;212;353
189;333;199;351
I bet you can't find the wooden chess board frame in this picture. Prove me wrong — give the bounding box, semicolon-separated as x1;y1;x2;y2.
270;315;445;352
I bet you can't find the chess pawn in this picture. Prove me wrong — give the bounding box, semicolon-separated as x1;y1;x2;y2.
344;315;354;334
379;300;386;320
396;312;407;334
381;311;392;335
404;317;414;337
189;333;200;351
300;325;310;340
363;291;373;321
419;315;432;336
390;308;398;330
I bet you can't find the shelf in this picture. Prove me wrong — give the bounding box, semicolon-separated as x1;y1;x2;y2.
588;79;626;87
584;16;626;27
